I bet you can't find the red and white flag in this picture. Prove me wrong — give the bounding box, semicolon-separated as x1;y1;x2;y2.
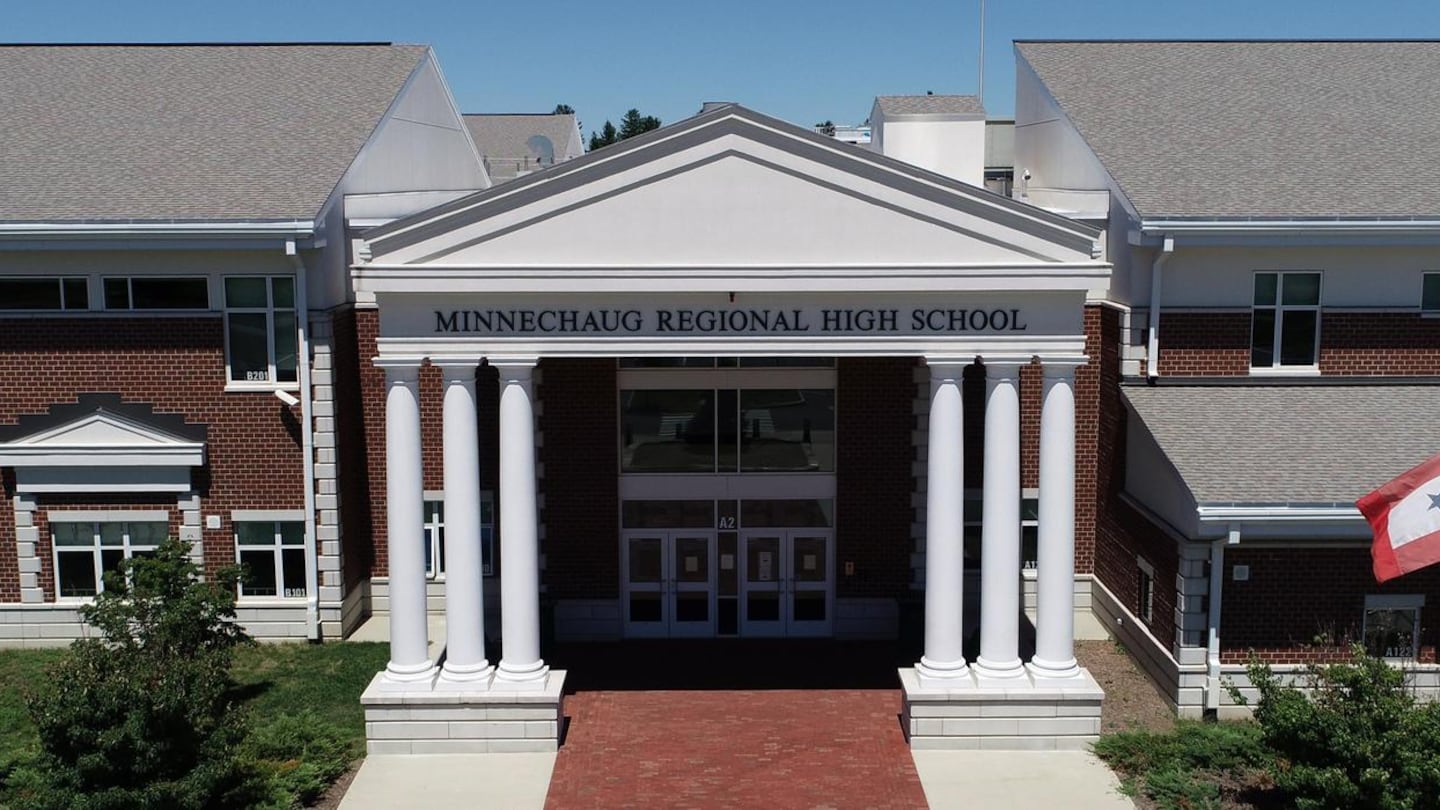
1358;452;1440;583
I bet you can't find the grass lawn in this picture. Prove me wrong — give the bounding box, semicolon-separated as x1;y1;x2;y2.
0;641;388;807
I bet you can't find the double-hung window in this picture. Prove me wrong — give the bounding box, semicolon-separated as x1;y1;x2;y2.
1251;271;1321;369
225;277;298;386
236;521;307;598
1136;557;1156;623
1363;594;1424;661
53;520;166;598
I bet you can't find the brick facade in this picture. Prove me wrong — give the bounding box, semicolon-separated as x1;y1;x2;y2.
835;357;913;599
538;359;619;600
1157;310;1440;377
0;317;305;601
1221;547;1440;665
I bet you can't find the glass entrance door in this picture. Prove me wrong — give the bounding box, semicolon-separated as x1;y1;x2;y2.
738;530;834;637
622;531;716;638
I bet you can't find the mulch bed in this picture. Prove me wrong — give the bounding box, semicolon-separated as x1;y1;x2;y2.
1076;638;1177;735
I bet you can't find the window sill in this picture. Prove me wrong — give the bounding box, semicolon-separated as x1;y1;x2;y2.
1247;366;1321;377
236;597;309;606
224;383;301;394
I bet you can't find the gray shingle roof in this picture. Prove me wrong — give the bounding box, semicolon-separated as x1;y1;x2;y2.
0;43;428;223
462;113;580;183
1017;40;1440;218
874;95;985;117
1123;384;1440;505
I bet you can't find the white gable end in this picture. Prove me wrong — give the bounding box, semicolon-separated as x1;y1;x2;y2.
423;153;1051;268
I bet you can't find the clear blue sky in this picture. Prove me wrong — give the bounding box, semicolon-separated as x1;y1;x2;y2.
9;0;1440;132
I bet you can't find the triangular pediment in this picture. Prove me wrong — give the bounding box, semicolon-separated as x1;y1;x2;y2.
363;106;1103;270
12;411;196;448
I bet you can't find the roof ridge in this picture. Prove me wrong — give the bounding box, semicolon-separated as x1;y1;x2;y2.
0;41;402;47
1016;38;1440;43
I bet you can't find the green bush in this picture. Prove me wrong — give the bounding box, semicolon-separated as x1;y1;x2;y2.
1095;720;1268;807
244;712;354;808
1236;647;1440;810
10;539;269;810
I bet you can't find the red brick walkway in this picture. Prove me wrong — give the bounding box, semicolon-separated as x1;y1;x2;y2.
543;689;928;809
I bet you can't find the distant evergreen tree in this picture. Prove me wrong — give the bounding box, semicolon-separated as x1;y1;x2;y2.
588;120;619;151
589;108;662;151
553;103;574;114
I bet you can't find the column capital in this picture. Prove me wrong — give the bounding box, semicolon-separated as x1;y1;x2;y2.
491;356;539;383
978;354;1033;372
1037;356;1089;378
923;356;973;380
430;355;484;369
373;356;425;379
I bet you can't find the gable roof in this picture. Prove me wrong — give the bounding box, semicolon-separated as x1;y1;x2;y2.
874;95;985;117
463;113;582;183
1017;40;1440;219
0;43;428;223
366;103;1098;259
1123;383;1440;505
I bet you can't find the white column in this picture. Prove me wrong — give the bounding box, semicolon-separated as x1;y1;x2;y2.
437;360;493;686
379;361;435;684
973;359;1026;681
916;360;968;685
493;359;549;689
1030;361;1082;679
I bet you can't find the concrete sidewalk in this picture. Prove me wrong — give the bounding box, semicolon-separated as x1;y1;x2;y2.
913;750;1135;809
338;753;556;809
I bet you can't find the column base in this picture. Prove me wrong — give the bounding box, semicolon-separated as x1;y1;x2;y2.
1027;658;1084;681
899;666;1105;751
493;660;551;691
915;656;969;688
379;659;439;689
437;661;494;690
361;670;566;754
971;657;1028;685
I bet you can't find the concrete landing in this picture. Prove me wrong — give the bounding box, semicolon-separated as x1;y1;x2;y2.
345;614;448;660
913;750;1135;809
338;753;555;810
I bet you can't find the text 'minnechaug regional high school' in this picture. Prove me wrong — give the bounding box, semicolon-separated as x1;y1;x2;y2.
1;40;1437;754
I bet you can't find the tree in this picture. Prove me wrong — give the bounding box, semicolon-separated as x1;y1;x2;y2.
588;120;619;151
552;103;574;115
618;108;661;140
815;120;837;137
589;108;662;151
15;539;266;810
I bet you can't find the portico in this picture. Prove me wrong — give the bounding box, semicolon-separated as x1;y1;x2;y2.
354;104;1108;752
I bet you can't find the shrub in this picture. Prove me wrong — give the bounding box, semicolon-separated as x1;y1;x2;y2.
1095;720;1269;807
244;712;354;808
1235;647;1440;810
12;538;268;810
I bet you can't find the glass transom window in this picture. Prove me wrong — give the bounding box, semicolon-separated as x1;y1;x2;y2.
620;388;835;474
52;520;166;598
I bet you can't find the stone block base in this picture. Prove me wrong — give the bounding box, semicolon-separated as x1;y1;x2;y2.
360;670;567;754
899;667;1104;751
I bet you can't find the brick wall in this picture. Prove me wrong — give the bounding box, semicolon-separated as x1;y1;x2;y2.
538;359;619;599
1220;547;1439;664
835;357;913;598
1157;310;1440;376
0;317;305;600
331;307;373;589
1089;304;1181;640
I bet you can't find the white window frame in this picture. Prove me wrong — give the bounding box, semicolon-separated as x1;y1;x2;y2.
234;521;308;600
1363;594;1425;662
101;275;211;312
223;275;298;391
0;276;89;312
1136;556;1156;623
423;491;496;580
1422;272;1440;316
51;519;165;601
1250;270;1322;373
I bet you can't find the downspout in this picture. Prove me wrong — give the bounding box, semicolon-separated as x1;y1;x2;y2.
287;240;321;641
1206;526;1239;711
1146;235;1175;380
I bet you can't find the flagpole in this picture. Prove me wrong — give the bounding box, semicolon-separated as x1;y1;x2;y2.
978;0;986;104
